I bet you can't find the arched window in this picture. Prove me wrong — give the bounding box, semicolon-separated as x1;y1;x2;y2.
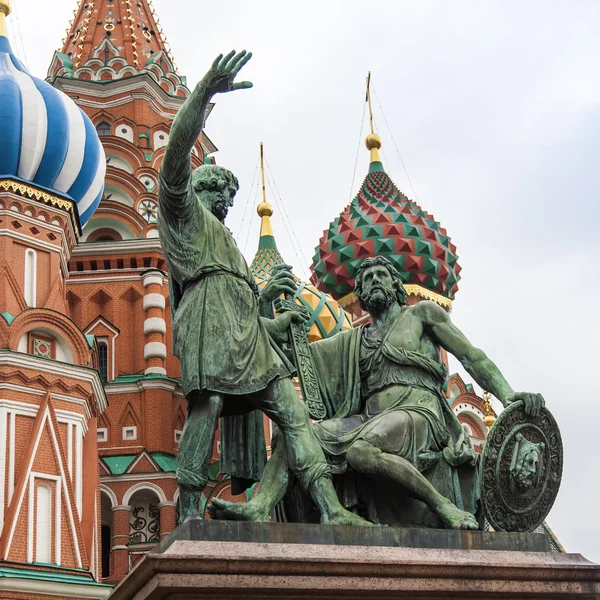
96;121;111;136
97;339;108;382
36;484;52;563
100;491;114;579
128;489;161;544
24;248;37;307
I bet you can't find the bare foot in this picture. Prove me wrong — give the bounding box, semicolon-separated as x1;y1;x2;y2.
208;498;271;522
437;499;479;530
322;508;376;526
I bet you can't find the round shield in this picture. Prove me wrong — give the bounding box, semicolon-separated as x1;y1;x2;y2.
479;401;563;532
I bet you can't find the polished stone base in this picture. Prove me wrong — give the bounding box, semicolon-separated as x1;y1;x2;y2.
108;522;600;599
156;519;552;552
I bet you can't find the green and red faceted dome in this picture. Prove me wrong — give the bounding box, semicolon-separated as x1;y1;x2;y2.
310;134;461;303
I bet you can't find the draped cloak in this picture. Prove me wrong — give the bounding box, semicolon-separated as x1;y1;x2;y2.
159;172;295;488
281;318;481;525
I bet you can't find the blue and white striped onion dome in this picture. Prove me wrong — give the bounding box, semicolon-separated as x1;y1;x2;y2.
0;36;105;227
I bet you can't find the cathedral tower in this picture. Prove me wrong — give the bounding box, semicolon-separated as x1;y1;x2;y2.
0;1;110;597
44;0;217;584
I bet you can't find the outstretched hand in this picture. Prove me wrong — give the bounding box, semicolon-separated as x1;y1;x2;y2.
505;392;545;418
201;50;253;97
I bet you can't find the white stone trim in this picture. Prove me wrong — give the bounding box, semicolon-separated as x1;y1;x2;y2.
0;409;6;532
143;317;166;335
4;406;82;567
55;408;88;434
97;427;108;443
0;351;108;414
102;472;176;484
142;272;164;288
75;421;83;516
106;380;183;395
8;411;14;503
123;481;168;506
0;383;45;396
28;472;61;565
126;451;158;474
71;238;163;257
144;342;167;360
158;501;177;508
68;275;147;283
85;318;120;381
122;425;137;441
67;422;73;478
24;248;37;308
145;366;167;375
143;293;165;311
112;505;132;512
0;576;111;598
54;74;185;112
0;229;69;275
53;394;92;419
100;484;118;508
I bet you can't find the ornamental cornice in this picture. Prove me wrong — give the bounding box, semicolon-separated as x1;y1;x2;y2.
0;350;107;414
71;238;163;257
0;179;79;238
52;72;188;112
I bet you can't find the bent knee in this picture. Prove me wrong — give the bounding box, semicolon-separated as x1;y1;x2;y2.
347;440;380;468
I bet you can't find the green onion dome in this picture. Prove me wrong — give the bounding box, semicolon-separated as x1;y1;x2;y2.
310;134;461;306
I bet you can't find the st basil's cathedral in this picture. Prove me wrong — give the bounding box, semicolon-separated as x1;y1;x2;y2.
0;0;561;597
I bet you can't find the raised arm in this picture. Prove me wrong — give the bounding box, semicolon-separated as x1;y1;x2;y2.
161;50;253;191
417;301;545;417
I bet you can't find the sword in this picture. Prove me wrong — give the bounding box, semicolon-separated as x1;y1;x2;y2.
273;280;326;421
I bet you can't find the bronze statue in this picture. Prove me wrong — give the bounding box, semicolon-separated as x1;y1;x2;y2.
158;50;370;526
210;256;546;529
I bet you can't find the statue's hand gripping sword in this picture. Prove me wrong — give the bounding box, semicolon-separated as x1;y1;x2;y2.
273;292;326;421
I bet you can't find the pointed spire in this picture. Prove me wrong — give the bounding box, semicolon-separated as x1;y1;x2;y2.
60;0;175;72
0;0;11;38
365;71;384;173
251;143;284;283
257;142;275;241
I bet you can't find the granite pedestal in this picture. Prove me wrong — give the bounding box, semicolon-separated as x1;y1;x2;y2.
108;521;600;599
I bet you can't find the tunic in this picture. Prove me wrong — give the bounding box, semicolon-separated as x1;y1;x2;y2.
309;311;477;473
158;172;294;397
314;320;450;473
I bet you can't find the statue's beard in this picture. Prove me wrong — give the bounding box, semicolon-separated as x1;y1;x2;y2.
362;286;396;313
212;202;228;221
211;193;231;221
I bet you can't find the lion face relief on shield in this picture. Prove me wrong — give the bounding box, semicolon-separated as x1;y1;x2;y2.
509;433;545;495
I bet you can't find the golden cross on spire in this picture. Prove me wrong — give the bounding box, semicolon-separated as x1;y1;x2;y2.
366;71;374;135
365;71;382;165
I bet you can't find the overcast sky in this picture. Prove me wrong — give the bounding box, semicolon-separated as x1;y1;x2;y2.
11;0;600;561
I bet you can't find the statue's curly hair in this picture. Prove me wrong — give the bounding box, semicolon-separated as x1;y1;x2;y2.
354;255;407;310
192;164;239;195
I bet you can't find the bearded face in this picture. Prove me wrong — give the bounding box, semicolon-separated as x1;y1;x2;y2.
207;186;235;221
359;265;397;313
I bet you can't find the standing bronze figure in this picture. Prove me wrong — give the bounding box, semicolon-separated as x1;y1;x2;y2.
158;51;369;526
